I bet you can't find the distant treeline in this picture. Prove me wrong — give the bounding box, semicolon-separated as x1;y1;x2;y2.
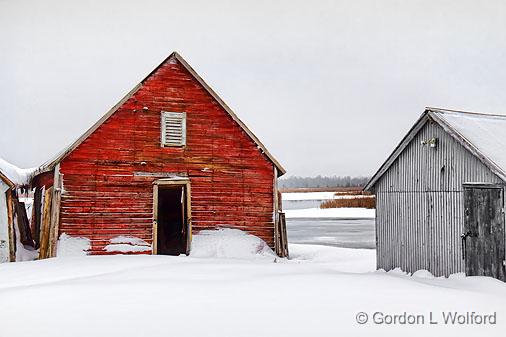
279;175;370;189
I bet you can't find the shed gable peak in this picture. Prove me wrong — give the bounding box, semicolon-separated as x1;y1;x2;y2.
365;108;506;191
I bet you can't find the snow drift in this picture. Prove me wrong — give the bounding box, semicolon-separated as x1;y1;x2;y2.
0;244;504;337
190;228;276;260
56;233;91;257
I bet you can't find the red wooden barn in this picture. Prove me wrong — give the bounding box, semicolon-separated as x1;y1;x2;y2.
30;52;288;258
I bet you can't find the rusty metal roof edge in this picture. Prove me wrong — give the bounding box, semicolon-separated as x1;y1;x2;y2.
37;52;286;177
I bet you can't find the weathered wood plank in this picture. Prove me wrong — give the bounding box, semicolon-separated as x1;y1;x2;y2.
39;187;53;259
48;166;63;258
15;201;34;247
6;191;16;262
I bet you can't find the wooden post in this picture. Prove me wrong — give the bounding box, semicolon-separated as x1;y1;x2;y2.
31;187;43;249
273;167;281;256
39;187;53;259
279;212;289;258
185;183;192;255
152;183;158;255
6;190;16;262
48;164;62;258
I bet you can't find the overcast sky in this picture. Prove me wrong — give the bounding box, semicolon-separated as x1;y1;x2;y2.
1;0;506;176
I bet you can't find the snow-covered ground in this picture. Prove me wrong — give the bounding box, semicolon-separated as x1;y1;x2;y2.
0;229;505;337
282;191;375;219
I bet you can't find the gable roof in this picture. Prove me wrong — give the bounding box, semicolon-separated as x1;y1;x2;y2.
38;52;286;176
364;107;506;191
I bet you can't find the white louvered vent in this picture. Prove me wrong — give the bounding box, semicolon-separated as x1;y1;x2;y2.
161;111;186;147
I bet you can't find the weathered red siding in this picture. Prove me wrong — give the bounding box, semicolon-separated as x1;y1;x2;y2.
32;170;54;189
57;58;275;254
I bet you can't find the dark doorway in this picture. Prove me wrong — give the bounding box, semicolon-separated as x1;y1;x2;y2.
463;185;506;281
156;185;188;256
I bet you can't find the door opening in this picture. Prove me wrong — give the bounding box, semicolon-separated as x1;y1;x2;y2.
154;183;190;256
463;184;506;281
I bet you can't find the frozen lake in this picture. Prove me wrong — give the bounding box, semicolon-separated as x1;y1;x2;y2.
283;198;376;249
286;217;375;249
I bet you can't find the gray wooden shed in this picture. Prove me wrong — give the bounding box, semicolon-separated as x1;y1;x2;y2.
365;108;506;281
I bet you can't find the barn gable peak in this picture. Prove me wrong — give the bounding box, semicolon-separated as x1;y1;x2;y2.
37;52;285;176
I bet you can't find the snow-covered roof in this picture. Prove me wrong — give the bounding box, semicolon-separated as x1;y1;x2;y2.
434;109;506;175
0;157;37;186
365;107;506;190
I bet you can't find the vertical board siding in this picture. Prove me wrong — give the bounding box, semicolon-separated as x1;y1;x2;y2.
375;120;503;276
57;59;275;254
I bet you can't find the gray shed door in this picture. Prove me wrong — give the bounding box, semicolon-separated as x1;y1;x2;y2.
463;185;505;281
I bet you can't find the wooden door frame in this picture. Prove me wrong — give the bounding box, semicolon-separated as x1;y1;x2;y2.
152;178;192;255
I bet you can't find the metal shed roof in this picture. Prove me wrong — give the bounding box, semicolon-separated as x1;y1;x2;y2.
37;52;286;176
365;107;506;191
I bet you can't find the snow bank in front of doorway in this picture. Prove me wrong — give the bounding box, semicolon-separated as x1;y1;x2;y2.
56;233;90;257
105;236;151;253
190;228;276;260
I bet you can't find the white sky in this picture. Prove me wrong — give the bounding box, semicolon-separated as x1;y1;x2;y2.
1;0;506;176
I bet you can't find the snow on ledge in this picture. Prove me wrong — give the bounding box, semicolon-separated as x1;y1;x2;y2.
105;236;151;253
190;228;276;260
56;233;91;257
110;235;150;246
105;244;152;253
